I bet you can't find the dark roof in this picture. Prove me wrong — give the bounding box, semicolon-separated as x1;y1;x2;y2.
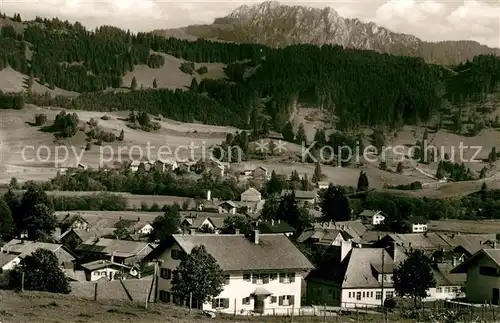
75;238;152;258
281;190;316;200
81;260;131;271
169;233;314;272
432;263;466;286
408;216;428;224
451;249;500;274
258;221;296;234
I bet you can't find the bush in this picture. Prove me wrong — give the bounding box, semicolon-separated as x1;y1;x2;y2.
87;117;98;127
101;115;111;120
85;142;92;151
196;66;208;75
34;113;47;125
180;62;195;75
53;111;79;138
147;54;165;68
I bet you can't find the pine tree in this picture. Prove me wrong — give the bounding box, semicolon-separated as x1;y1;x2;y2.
436;161;445;179
153;78;158;89
312;162;323;183
357;171;369;191
190;78;198;91
282;122;295;142
118;129;124;141
396;162;404;174
296;123;307;144
489;147;497;163
130;76;137;90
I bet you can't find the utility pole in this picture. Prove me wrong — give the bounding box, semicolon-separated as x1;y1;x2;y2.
380;248;385;308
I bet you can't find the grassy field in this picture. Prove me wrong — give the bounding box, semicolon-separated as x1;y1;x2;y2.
0;290;419;323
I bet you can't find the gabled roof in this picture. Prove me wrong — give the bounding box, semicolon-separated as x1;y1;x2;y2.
342;248;395;288
219;201;239;208
75;238;152;258
258;221;296;234
383;233;449;250
451;249;500;274
241;188;261;197
2;239;70;256
439;233;498;256
281;190;316;200
80;259;132;272
359;210;383;218
408;216;428;224
432;263;466;286
160;234;314;272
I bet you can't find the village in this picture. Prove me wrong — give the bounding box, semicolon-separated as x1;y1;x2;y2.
1;158;500;322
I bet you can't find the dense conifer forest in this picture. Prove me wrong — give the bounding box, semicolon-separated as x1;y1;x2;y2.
1;14;500;132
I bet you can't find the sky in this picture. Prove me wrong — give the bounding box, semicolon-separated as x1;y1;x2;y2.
0;0;498;48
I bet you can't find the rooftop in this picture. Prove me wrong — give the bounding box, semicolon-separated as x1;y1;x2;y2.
162;233;314;272
281;189;317;200
80;259;131;272
75;238;153;258
241;188;262;197
257;221;296;234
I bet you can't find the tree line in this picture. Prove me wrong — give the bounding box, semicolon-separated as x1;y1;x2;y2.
0;14;498;135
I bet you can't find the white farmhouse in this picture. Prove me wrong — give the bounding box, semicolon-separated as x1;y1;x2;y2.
358;210;386;226
80;259;134;281
407;217;428;233
306;241;402;308
152;231;314;315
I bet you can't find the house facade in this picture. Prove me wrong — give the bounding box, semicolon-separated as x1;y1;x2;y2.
152;232;313;315
306;241;400;308
451;249;500;304
281;190;317;205
218;201;238;214
241;188;262;202
358;210;386;226
81;260;134;281
252;167;268;179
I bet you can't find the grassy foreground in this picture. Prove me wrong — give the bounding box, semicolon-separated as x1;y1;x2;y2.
0;290;413;323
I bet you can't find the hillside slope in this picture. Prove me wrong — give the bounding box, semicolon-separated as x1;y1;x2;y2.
156;1;500;66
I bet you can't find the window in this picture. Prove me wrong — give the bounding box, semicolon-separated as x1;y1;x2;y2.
94;271;99;276
356;292;361;301
279;272;295;284
279;295;295;306
252;273;270;284
160;268;172;280
328;289;333;295
453;287;458;293
270;273;277;280
480;266;500;277
224;275;230;285
243;274;251;281
362;292;365;298
376;291;382;300
348;292;352;298
171;249;183;260
436;287;442;293
270;296;277;303
242;297;250;305
386;291;394;299
445;287;451;293
370;292;373;298
212;298;229;309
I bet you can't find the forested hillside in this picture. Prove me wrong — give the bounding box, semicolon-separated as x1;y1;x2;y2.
1;14;500;132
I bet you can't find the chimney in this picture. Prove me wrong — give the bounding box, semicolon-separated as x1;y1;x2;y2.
235;229;240;235
452;256;457;267
341;240;352;261
253;230;260;244
207;190;211;201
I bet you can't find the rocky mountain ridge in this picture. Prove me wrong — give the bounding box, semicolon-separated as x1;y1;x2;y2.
155;1;499;65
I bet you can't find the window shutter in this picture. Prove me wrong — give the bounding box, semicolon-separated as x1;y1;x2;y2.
279;296;283;306
290;273;295;282
223;298;229;308
290;295;295;305
212;299;217;308
242;298;246;305
264;277;269;284
252;275;257;284
279;274;284;283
